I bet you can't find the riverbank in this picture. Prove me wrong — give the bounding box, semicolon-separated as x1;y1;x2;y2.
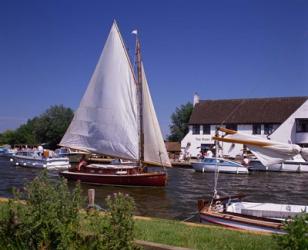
134;216;277;250
0;198;277;250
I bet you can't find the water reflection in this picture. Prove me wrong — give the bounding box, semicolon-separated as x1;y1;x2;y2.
1;160;308;221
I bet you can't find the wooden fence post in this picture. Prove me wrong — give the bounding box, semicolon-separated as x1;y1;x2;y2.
88;189;95;207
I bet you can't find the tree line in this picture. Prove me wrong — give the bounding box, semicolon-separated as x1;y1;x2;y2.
0;105;74;149
0;102;193;149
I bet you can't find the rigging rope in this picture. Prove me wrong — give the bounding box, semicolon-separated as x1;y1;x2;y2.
181;211;199;222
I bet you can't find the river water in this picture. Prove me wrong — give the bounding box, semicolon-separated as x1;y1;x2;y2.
1;159;307;221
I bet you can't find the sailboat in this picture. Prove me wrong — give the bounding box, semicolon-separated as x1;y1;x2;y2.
59;21;171;186
213;127;308;171
198;127;308;233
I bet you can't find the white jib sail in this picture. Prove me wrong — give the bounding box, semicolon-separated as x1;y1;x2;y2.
142;64;171;167
60;22;139;161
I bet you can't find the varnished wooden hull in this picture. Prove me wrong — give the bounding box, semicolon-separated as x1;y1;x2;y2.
198;200;284;234
60;170;167;187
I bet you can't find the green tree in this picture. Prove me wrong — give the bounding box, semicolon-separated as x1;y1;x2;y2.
14;119;38;145
274;213;308;250
167;102;193;142
0;105;73;149
33;105;74;149
0;130;17;145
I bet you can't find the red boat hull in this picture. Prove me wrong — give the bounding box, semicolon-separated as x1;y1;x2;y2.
60;170;167;187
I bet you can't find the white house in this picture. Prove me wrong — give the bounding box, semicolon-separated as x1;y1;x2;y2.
181;95;308;158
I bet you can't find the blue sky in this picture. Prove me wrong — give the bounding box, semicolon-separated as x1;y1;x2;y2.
0;0;307;136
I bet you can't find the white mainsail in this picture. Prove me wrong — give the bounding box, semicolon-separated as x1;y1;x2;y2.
61;21;171;167
60;22;139;161
214;128;308;167
142;64;171;167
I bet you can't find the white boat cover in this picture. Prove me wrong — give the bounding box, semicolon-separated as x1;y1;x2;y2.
60;22;139;160
227;202;308;219
215;129;308;167
142;64;171;167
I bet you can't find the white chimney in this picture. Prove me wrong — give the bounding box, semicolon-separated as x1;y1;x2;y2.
193;92;200;107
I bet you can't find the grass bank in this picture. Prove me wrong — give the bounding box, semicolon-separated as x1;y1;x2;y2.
0;199;277;250
134;217;278;250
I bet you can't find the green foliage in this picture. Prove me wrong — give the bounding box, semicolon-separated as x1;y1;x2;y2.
167;102;193;142
105;193;139;250
13;120;38;145
33;105;74;149
274;213;308;250
0;130;17;146
0;172;83;249
0;172;139;250
0;105;74;149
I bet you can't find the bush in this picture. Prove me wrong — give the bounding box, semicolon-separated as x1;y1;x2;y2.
274;213;308;250
0;171;139;250
105;193;138;250
0;172;83;249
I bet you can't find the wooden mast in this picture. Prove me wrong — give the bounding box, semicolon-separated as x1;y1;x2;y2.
135;35;144;167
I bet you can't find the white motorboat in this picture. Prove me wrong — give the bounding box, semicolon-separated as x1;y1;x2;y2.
248;158;308;172
0;146;16;161
192;157;248;174
11;150;70;170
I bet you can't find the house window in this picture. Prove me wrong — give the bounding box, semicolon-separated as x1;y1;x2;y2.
203;125;210;134
226;124;237;131
192;125;200;134
296;119;308;133
252;124;261;135
264;124;274;135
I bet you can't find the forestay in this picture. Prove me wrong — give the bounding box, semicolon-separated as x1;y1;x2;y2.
60;22;139;161
142;64;171;167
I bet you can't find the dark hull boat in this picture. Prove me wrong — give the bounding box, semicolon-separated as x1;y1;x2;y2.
60;168;167;187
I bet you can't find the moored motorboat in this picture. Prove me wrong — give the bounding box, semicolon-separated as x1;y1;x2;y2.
248;158;308;172
192;157;248;174
0;146;16;161
11;150;70;170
